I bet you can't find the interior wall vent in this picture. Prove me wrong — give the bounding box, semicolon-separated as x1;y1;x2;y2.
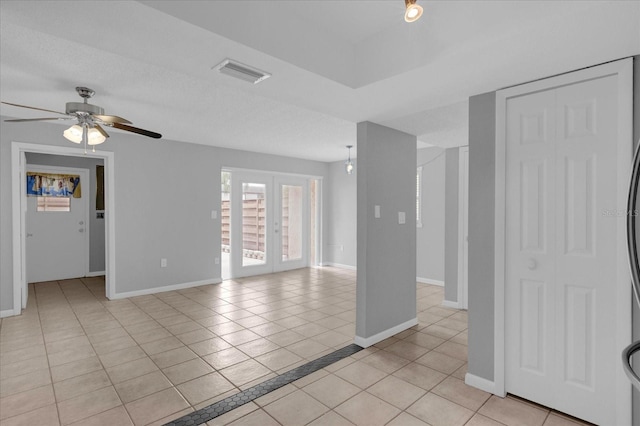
214;59;271;84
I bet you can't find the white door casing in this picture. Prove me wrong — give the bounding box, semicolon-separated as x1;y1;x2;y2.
458;146;469;309
495;58;632;425
25;166;89;284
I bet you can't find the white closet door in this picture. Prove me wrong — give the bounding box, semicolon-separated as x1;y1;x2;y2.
505;75;618;425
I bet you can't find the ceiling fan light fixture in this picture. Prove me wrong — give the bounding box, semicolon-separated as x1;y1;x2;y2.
63;124;83;143
345;145;355;175
404;0;423;22
87;127;106;145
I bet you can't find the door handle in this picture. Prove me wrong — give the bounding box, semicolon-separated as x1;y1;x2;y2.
78;228;84;233
527;258;537;270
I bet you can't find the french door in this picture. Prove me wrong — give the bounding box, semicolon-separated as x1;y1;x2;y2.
230;171;309;278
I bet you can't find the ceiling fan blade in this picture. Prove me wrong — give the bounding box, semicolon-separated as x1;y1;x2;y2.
4;117;70;122
94;114;132;124
1;101;68;116
111;122;162;139
94;124;110;139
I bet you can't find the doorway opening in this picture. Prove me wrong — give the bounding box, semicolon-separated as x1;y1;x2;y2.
11;142;116;315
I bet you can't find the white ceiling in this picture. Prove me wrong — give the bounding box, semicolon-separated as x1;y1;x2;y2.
1;1;638;161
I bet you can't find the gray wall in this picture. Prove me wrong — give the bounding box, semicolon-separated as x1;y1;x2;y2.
444;148;460;303
416;147;445;282
25;153;105;273
356;121;417;340
467;91;497;381
326;159;357;268
0;117;330;310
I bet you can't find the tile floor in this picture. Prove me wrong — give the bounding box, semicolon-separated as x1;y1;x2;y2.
0;267;592;426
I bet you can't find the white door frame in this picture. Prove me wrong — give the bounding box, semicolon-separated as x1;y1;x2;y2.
457;146;469;310
11;142;117;315
491;58;633;422
26;164;91;281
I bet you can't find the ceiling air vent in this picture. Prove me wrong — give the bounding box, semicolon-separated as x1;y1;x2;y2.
214;59;271;84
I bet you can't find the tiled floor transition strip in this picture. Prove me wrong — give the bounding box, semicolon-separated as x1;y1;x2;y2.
164;344;364;426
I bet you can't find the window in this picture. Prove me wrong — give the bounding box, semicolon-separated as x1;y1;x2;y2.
416;166;423;228
37;196;71;212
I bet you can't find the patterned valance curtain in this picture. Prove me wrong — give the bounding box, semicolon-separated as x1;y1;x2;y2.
26;172;82;198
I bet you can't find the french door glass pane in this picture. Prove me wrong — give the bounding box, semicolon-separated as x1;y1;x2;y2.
282;184;303;262
242;182;266;266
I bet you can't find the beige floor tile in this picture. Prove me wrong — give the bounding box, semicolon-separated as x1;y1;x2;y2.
236;338;280;357
0;384;56;420
367;375;426;410
451;363;467;381
433;341;468;361
177;328;217;345
286;339;330;359
465;413;507;426
0;367;52;398
386;412;430;426
140;336;184;356
384;340;431;361
312;330;352;347
130;328;173;345
432;377;491;411
435;317;468;332
105;356;159;384
98;345;147;368
0;344;47;365
220;359;272;387
255;347;302;371
50;356;103;383
406;393;474;426
220;329;262;346
544;412;592;426
334;361;387;389
264;389;329;425
43;327;85;343
47;344;97;368
163;358;214;385
114;370;172;403
208;322;245;336
335;391;400;426
203;347;250;369
360;350;411;374
226;408;280;426
478;395;549;426
125;387;190;426
0;334;44;353
45;336;91;355
146;407;194;426
57;386;121;425
189;337;232;356
292;369;330;388
303;374;360;408
0;403;60;426
415;350;466;374
422;325;460;340
254;383;297;407
123;320;163;335
0;356;49;380
68;406;133;426
393;362;447;391
176;372;236;405
85;327;129;344
307;410;356;426
206;402;259;425
164;320;204;335
266;330;306;346
53;370;111;402
149;346;198;369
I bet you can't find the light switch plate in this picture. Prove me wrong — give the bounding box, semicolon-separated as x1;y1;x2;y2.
374;205;381;219
398;212;406;224
211;210;218;219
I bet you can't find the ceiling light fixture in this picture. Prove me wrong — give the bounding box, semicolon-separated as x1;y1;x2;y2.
404;0;423;22
214;59;271;84
345;145;355;175
63;122;106;153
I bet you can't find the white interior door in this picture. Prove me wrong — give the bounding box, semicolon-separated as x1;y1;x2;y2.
230;171;309;278
505;75;619;424
26;166;89;283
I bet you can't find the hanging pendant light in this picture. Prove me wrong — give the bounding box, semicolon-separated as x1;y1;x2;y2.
404;0;423;22
345;145;355;175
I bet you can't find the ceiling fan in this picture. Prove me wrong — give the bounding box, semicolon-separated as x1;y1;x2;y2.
2;86;162;152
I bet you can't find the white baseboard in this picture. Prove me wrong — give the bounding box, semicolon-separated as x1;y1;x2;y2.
0;309;17;318
110;278;223;300
85;271;106;278
442;299;461;309
354;317;418;348
322;262;357;271
465;373;503;396
416;277;444;286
